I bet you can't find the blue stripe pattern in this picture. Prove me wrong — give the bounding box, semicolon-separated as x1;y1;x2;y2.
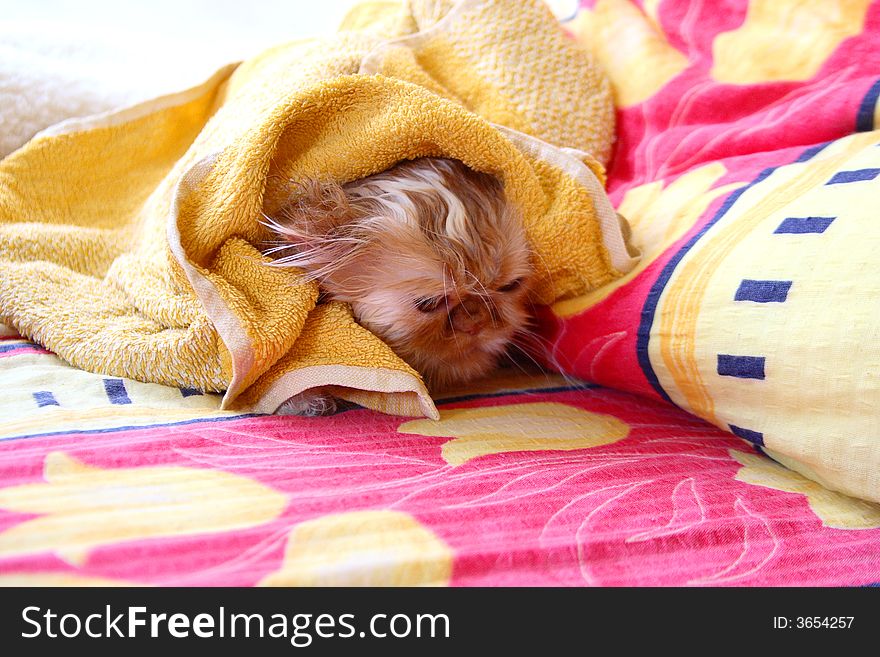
435;384;596;406
33;391;59;407
795;141;831;162
729;424;764;446
103;378;132;405
1;413;263;443
826;168;880;185
734;280;792;303
633;143;846;405
856;79;880;132
774;216;835;234
636;167;777;405
717;355;765;380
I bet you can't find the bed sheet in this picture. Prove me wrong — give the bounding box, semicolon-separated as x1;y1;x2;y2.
1;332;879;586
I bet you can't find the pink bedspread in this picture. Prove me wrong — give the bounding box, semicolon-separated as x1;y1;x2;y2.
2;342;879;586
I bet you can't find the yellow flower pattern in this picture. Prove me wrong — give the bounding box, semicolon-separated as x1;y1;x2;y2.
732;450;880;529
260;511;452;587
570;0;688;107
712;0;873;84
0;452;288;566
399;402;630;465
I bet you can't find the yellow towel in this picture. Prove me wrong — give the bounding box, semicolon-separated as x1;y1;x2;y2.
0;0;636;419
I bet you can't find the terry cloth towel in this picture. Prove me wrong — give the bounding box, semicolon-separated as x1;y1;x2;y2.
0;0;636;419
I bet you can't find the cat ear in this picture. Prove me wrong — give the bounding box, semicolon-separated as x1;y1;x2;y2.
270;179;355;244
263;179;365;277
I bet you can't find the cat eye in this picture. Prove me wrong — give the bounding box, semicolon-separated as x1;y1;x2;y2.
414;296;444;312
498;278;523;293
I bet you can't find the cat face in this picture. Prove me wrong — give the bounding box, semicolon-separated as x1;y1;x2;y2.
266;157;533;391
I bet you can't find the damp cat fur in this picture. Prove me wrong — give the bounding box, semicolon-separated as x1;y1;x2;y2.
264;157;533;416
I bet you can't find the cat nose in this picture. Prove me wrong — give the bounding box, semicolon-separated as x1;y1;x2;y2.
449;298;490;336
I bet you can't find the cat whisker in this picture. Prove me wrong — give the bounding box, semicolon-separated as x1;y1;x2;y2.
510;330;587;389
512;328;559;360
442;263;459;346
506;340;547;372
529;245;555;291
262;243;304;256
501;347;536;379
464;270;498;328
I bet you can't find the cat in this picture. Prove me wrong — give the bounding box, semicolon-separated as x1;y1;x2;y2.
264;157;533;415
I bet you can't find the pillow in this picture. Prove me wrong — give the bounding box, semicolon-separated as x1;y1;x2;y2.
545;1;880;503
